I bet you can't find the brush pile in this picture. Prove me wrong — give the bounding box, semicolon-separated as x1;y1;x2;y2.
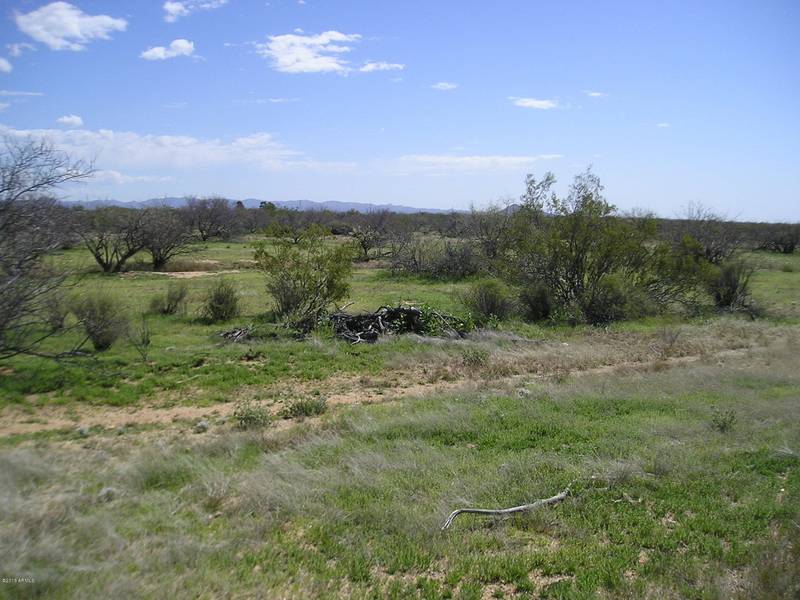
329;305;471;344
219;325;253;343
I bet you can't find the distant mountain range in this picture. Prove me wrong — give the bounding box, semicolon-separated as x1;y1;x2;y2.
63;197;457;214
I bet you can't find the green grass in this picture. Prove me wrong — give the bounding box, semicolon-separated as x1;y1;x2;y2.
1;350;797;598
2;242;798;409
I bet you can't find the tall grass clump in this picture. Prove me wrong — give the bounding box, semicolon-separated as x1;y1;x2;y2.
149;281;188;315
707;259;754;311
71;291;128;351
201;278;240;323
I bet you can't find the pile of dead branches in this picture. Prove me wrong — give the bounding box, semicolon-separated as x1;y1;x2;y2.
219;325;253;343
329;305;470;344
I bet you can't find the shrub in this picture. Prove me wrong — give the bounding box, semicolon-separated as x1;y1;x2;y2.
390;237;482;280
461;279;515;325
201;278;240;322
254;225;353;332
148;281;188;315
461;347;489;368
707;260;753;310
710;407;736;433
509;169;658;324
43;294;69;332
233;398;270;430
518;285;552;322
71;292;128;351
581;276;628;325
281;396;327;419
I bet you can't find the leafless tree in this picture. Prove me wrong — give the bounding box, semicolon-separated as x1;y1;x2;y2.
0;136;94;358
468;198;514;262
678;201;743;264
79;207;147;273
183;196;233;241
141;207;196;270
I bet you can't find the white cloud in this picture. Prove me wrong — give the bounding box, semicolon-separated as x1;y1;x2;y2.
140;39;195;61
15;2;127;51
56;114;83;127
0;103;9;112
656;122;670;128
509;97;558;109
94;170;174;184
0;59;11;74
233;97;300;106
7;43;36;58
360;61;405;73
398;154;562;171
163;0;228;23
256;31;362;73
431;81;458;91
584;90;608;97
0;90;44;96
0;124;352;174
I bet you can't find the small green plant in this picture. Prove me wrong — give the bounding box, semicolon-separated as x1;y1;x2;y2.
149;281;188;315
710;407;737;433
128;314;152;362
202;278;240;322
71;291;128;351
130;449;193;491
461;279;515;325
461;347;490;368
233;398;270;430
282;396;328;419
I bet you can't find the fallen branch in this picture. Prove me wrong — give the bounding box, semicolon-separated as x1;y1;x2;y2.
441;487;571;531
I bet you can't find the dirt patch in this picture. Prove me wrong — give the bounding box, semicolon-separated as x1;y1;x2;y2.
158;269;241;279
0;345;760;439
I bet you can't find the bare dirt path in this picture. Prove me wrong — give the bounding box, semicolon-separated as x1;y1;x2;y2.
0;344;757;438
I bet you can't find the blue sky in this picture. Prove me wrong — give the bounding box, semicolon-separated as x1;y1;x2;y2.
1;0;798;220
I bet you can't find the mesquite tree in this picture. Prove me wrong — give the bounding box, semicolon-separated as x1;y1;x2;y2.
0;136;93;358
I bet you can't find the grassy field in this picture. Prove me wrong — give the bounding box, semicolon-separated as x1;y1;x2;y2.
0;241;799;598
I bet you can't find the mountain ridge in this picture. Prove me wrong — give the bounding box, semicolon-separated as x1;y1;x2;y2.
63;197;458;214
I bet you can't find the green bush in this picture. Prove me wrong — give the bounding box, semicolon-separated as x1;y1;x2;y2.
202;278;240;322
254;225;353;332
148;281;188;315
707;260;753;310
518;285;552;322
710;407;736;433
233;398;270;430
281;396;327;419
581;276;628;325
461;279;515;325
71;292;128;351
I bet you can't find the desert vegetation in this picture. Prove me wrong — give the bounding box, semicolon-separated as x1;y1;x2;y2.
1;137;798;598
